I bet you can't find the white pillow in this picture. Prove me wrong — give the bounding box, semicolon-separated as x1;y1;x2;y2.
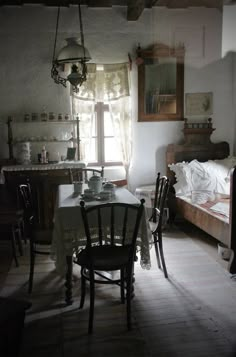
188;160;213;190
168;162;192;196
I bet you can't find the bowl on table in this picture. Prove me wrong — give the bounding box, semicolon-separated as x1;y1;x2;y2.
83;189;95;200
99;191;112;201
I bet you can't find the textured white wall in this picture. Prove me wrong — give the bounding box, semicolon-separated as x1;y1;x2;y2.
0;5;234;190
222;5;236;155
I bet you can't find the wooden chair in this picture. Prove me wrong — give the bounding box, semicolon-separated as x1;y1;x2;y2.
74;199;145;334
149;173;170;278
18;183;51;293
68;166;104;183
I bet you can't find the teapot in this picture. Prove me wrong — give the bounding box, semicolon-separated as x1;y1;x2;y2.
88;175;103;194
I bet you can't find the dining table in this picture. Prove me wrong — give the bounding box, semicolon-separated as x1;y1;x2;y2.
51;184;151;305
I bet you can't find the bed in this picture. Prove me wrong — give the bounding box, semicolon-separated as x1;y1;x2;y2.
166;118;236;274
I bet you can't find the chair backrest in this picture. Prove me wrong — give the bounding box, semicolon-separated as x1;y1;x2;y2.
69;166;104;183
80;199;145;261
152;173;170;226
18;183;34;220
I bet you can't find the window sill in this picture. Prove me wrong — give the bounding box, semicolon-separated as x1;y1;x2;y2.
88;165;126;181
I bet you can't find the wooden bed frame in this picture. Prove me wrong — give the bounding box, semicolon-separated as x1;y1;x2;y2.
166;119;236;274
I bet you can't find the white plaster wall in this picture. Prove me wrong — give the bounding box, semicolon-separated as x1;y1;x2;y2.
222;5;236;155
222;5;236;56
0;5;234;190
233;53;236;155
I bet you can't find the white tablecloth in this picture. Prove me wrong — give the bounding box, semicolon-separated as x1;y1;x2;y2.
0;161;86;183
51;185;151;275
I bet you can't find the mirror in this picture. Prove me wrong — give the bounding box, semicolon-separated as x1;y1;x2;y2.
137;43;185;122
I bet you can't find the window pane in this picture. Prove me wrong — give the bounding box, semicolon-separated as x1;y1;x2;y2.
104;111;114;136
93;114;97;136
105;138;122;162
81;138;97;163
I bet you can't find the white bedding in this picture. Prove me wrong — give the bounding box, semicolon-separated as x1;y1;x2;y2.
169;156;236;198
210;202;230;218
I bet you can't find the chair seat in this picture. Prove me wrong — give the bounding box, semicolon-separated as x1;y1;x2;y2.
76;245;131;271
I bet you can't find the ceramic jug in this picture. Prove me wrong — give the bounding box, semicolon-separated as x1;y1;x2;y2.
88;175;103;194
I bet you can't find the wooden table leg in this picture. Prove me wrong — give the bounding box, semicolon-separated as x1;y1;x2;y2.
65;255;73;305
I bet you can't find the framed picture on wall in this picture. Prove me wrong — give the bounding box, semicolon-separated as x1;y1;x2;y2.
66;148;76;161
185;92;213;116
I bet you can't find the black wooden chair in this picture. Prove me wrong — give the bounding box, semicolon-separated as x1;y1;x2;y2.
149;173;170;278
18;183;51;293
68;166;104;183
74;199;145;334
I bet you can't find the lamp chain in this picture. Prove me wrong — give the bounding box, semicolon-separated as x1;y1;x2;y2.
78;1;86;59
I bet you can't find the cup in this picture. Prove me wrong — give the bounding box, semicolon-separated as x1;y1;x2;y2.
84;188;95;199
73;181;83;195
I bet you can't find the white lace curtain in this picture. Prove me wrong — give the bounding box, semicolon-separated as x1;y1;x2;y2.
72;63;132;180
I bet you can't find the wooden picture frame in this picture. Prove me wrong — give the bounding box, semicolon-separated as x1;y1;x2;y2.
137;43;185;122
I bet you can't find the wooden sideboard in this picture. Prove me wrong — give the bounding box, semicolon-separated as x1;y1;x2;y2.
2;164;85;237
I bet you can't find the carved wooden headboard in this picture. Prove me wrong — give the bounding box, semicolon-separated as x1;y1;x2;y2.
166;118;230;184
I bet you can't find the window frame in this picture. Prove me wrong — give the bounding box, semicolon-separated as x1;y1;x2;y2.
88;101;123;167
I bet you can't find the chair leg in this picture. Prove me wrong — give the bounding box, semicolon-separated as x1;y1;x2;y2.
16;226;23;256
126;266;132;330
88;269;95;334
153;234;161;269
11;227;19;267
79;268;86;309
120;269;125;304
21;220;27;244
158;231;168;279
28;239;35;294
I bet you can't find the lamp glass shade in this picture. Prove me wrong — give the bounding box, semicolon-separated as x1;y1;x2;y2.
57;37;91;64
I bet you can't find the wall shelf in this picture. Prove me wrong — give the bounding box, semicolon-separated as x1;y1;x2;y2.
14;120;77;124
14;140;74;144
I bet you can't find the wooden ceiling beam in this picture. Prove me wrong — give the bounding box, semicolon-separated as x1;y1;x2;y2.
152;0;222;10
127;0;145;20
0;0;224;11
0;0;88;6
87;0;112;6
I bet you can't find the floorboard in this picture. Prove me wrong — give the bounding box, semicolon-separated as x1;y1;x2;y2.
1;223;236;356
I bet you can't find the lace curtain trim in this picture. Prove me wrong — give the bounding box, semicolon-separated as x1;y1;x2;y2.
73;63;130;102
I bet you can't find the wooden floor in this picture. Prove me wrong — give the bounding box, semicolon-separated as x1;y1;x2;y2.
1;223;236;357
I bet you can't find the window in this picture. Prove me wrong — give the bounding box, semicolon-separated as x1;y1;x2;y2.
72;63;131;172
81;102;122;166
